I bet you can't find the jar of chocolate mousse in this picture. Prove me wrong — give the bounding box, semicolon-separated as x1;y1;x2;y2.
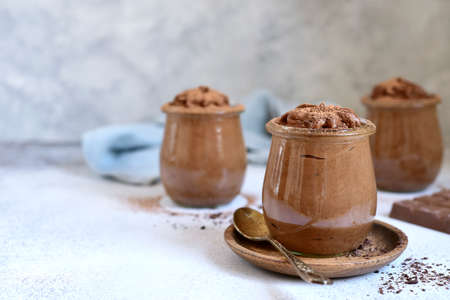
263;103;377;255
362;77;443;192
160;86;247;207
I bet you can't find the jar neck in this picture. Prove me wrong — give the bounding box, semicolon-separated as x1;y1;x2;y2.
165;111;242;121
265;117;376;141
161;103;245;116
361;95;440;110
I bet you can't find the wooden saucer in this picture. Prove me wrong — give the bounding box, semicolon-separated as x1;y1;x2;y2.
224;220;408;278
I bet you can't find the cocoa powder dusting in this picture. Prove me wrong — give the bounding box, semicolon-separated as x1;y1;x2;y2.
126;194;259;230
242;193;258;207
127;195;164;213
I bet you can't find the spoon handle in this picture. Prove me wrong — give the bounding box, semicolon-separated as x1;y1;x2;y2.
268;238;333;285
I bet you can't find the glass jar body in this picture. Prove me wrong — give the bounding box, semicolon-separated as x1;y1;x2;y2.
365;102;442;192
263;120;377;255
160;112;247;207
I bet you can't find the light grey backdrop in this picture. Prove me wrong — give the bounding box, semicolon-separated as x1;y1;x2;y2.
1;0;449;144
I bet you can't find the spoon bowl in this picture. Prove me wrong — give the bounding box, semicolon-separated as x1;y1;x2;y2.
232;207;332;285
233;207;270;240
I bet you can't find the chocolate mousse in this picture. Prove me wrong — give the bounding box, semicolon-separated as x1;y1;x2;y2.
370;77;434;101
279;103;361;129
362;77;443;192
170;86;230;108
160;86;246;207
263;104;377;255
163;86;243;114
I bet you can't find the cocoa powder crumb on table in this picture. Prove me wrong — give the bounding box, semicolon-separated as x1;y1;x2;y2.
209;212;222;219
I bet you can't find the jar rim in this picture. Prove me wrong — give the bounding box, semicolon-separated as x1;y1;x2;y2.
266;117;376;138
361;95;440;109
161;103;245;115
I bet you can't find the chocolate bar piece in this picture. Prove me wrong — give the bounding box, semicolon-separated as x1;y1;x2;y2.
389;189;450;234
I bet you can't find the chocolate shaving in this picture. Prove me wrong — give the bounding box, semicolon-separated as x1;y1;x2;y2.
377;257;449;295
405;278;418;284
346;236;389;258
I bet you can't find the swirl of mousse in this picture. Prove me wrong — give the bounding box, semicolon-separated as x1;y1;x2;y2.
279;103;362;129
370;77;434;100
170;86;229;108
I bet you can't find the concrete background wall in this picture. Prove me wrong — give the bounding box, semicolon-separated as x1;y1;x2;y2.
1;0;449;144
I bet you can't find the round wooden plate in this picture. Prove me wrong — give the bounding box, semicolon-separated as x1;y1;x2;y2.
224;220;408;278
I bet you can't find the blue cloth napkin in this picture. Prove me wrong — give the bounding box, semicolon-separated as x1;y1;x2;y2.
82;90;286;184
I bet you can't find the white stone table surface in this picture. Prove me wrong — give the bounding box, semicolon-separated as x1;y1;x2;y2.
0;143;449;299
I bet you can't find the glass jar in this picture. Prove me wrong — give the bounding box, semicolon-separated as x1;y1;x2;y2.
362;97;443;192
160;105;247;207
263;118;377;255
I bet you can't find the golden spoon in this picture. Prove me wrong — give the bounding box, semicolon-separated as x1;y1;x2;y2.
233;207;333;285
